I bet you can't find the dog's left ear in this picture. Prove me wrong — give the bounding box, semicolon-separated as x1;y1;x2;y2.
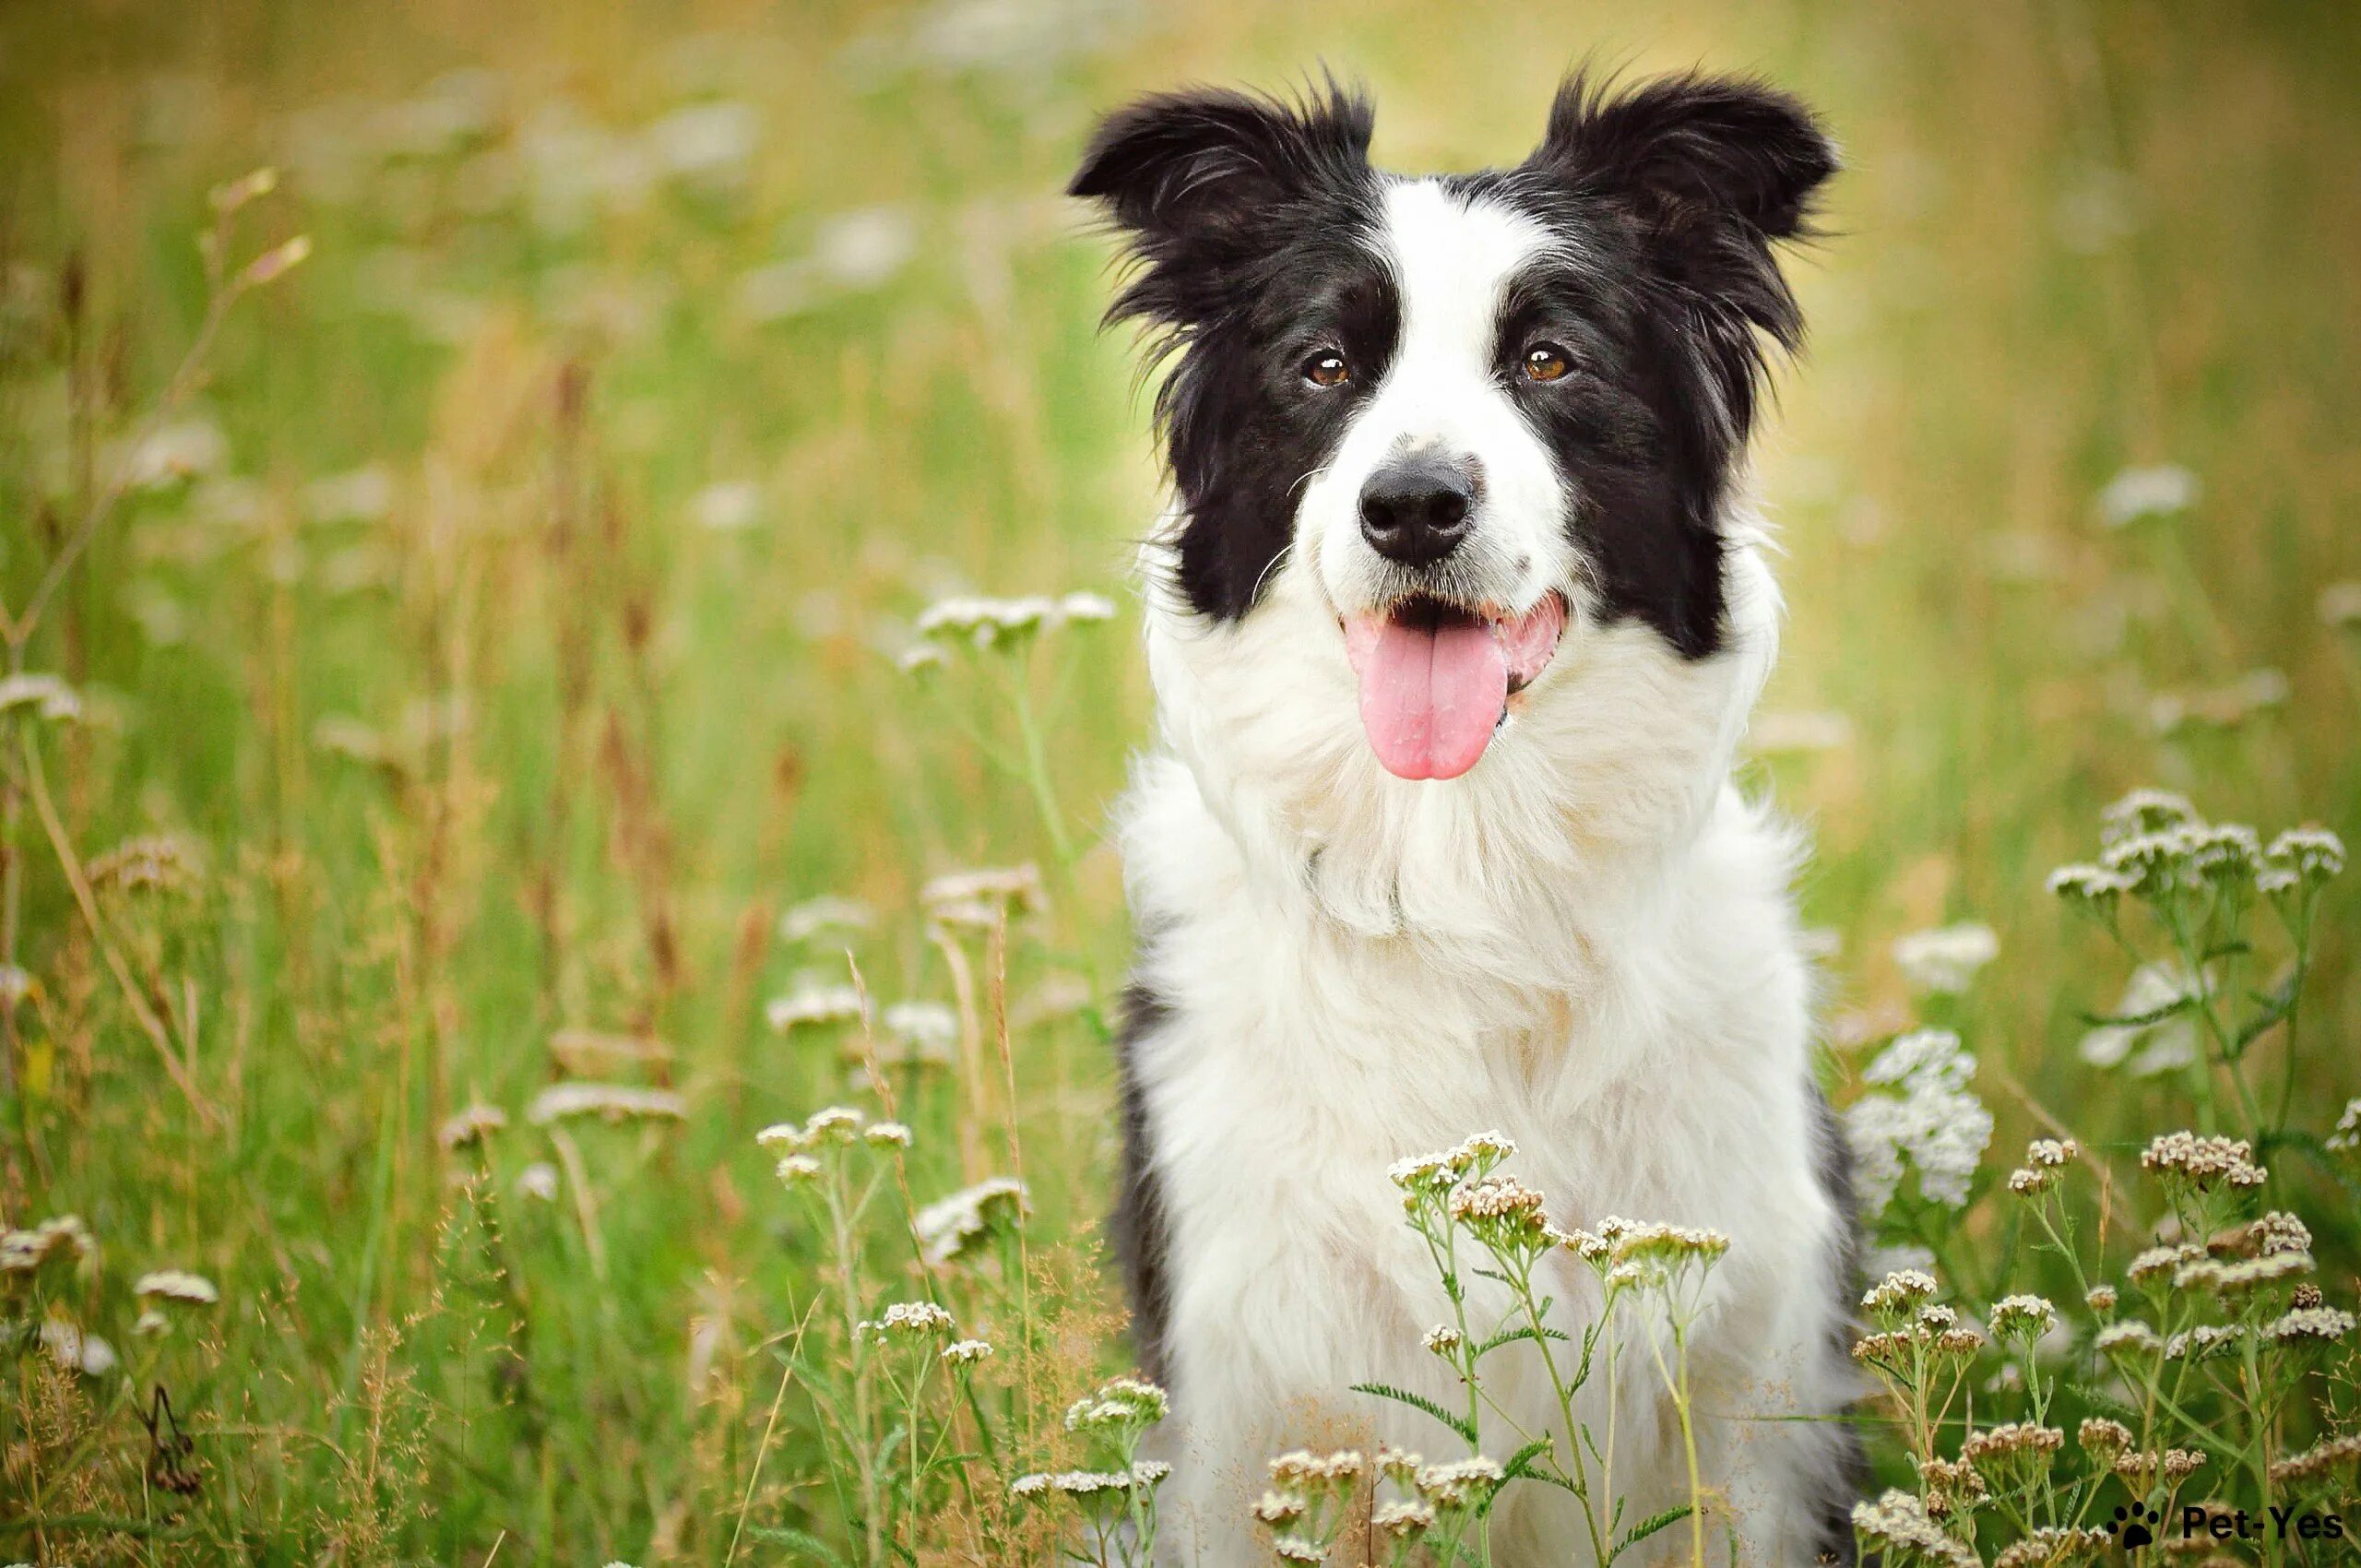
1533;72;1838;246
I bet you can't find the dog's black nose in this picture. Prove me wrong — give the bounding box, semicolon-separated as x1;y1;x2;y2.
1359;457;1476;567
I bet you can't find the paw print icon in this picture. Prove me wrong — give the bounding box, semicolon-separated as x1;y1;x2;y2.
2107;1503;2160;1550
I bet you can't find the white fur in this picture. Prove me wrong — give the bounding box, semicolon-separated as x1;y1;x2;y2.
1304;181;1578;624
1116;181;1851;1565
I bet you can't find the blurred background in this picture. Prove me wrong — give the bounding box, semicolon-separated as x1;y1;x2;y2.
2;1;2356;1562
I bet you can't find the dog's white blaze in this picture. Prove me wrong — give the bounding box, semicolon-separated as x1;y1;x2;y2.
1305;179;1579;625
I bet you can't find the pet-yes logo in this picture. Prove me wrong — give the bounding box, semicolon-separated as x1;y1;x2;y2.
2105;1503;2159;1552
2103;1498;2349;1553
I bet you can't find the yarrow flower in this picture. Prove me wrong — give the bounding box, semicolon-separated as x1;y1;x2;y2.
777;894;874;944
133;1269;219;1305
1852;1489;1977;1568
437;1102;507;1150
1862;1269;1941;1324
525;1082;686;1125
1992;1527;2111;1568
1959;1421;2065;1479
940;1338;993;1366
1987;1294;2058;1343
912;1176;1028;1265
911;590;1121;652
2142;1131;2267;1193
2007;1136;2080;1196
1890;921;1999;994
765;983;867;1030
2264;1305;2355;1347
2272;1433;2361;1488
1846;1029;1993;1213
1411;1455;1504;1510
2263;825;2344;889
1;1215;96;1275
919;864;1045;930
2329;1099;2361;1157
1065;1376;1169;1434
758;1104;872;1152
1422;1324;1464;1358
855;1301;955;1345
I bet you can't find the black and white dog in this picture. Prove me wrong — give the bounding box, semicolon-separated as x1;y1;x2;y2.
1071;74;1862;1564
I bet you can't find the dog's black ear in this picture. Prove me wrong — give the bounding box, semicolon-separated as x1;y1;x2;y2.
1069;82;1374;251
1534;72;1837;245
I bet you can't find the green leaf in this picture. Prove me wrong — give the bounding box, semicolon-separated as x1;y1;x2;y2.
1476;1323;1572;1356
745;1525;850;1565
1348;1382;1477;1444
2077;994;2198;1030
1610;1504;1692;1560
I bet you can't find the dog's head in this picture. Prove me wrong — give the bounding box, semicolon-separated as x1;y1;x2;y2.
1073;74;1834;784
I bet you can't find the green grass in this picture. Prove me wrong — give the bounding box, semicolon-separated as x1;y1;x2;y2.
2;1;2358;1563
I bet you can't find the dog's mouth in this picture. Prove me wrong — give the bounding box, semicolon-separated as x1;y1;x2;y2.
1340;591;1569;780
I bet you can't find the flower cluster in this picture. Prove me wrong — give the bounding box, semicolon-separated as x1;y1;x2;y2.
1846;1028;1994;1212
908;590;1118;659
911;1175;1027;1265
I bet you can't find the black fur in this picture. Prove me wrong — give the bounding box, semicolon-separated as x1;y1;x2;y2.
1109;980;1179;1389
1069;72;1836;656
1070;82;1395;621
1807;1077;1869;1564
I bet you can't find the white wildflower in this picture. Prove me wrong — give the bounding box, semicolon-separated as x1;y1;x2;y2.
765;982;867;1029
2097;463;2200;527
856;1300;954;1344
134;1270;219;1305
941;1338;993;1365
779;895;874;944
1891;921;1999;994
437;1102;507;1150
515;1162;560;1201
1851;1489;1978;1568
688;479;762;532
912;1176;1028;1264
2320;580;2361;628
1846;1029;1992;1212
0;673;83;723
41;1322;118;1378
525;1082;685;1125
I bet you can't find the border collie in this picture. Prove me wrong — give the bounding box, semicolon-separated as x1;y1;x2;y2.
1070;73;1861;1565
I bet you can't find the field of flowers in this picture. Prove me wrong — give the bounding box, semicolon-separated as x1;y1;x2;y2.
2;1;2357;1563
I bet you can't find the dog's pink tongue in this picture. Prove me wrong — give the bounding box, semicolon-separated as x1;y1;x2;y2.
1346;613;1508;780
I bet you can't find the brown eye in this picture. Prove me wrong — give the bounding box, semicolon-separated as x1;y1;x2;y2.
1523;343;1571;383
1303;350;1351;388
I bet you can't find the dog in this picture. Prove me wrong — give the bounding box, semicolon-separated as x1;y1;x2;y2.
1070;72;1863;1565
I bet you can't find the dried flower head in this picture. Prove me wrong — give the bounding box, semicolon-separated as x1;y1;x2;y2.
1992;1526;2111;1568
2142;1131;2267;1193
2077;1419;2134;1460
2271;1433;2361;1489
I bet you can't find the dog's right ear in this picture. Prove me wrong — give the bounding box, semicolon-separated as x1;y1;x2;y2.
1068;83;1374;252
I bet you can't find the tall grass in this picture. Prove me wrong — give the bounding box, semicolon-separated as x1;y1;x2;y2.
1;1;2357;1563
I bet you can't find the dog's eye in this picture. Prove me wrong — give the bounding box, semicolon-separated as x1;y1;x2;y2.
1302;350;1351;388
1522;343;1572;383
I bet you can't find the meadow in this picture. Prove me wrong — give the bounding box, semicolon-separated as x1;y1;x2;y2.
2;1;2358;1563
